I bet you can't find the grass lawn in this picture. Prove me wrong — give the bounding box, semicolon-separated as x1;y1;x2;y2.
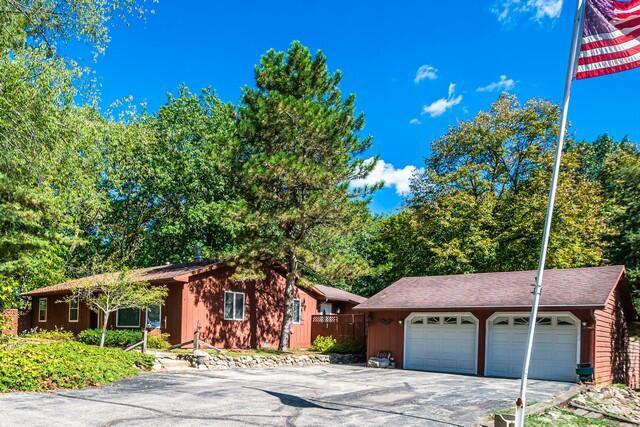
524;408;614;426
0;336;154;392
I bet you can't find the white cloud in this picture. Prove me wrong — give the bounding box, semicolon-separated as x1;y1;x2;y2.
476;75;516;92
409;118;422;125
414;65;438;83
493;0;563;23
421;83;463;118
350;158;422;196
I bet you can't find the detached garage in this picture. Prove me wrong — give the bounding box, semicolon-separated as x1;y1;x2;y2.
355;266;640;386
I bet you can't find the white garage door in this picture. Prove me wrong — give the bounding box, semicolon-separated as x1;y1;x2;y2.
486;314;579;382
404;313;477;375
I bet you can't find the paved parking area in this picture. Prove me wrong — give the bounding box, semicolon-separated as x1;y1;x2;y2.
0;365;574;426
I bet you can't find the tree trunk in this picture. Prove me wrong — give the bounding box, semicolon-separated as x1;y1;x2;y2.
100;311;109;348
278;252;298;352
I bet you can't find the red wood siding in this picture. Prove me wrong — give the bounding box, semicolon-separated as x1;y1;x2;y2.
181;268;319;349
593;282;637;385
26;285;181;341
28;296;92;334
364;308;593;376
21;268;353;350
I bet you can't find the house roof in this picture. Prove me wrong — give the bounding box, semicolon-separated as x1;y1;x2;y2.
21;261;223;297
21;261;368;304
354;265;626;311
312;284;367;305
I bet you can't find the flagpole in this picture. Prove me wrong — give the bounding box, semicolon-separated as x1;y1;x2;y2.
514;1;586;426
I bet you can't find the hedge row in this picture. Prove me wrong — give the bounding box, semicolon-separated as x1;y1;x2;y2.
77;329;143;347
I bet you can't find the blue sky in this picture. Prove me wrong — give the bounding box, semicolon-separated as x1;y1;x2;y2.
74;0;639;214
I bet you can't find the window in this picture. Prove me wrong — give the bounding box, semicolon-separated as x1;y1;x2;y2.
292;299;301;324
116;308;140;328
38;298;47;322
513;317;529;326
443;316;458;325
493;317;509;326
68;298;79;322
224;291;245;321
536;317;552;326
320;302;332;315
557;316;575;326
411;317;425;325
461;316;475;325
426;316;440;325
146;304;161;329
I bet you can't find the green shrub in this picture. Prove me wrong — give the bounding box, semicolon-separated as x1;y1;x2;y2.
22;327;74;341
312;335;364;354
312;335;337;352
77;329;142;347
330;339;364;354
147;333;171;350
0;340;154;392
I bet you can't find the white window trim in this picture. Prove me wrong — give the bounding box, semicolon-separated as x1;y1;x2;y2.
38;298;47;322
403;312;479;375
292;299;302;324
484;311;581;379
68;298;79;323
145;304;162;329
116;307;141;328
224;291;245;321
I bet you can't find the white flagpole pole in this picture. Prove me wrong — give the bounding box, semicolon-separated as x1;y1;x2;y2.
514;0;586;426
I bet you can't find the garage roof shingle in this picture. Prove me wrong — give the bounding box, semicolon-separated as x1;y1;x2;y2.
354;266;625;311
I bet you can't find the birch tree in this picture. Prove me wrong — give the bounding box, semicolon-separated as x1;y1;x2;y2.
66;272;167;347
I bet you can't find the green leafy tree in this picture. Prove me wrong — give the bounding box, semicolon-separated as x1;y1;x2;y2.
601;146;640;305
0;0;151;57
66;271;167;347
385;96;608;279
0;0;148;305
81;87;241;268
231;42;375;350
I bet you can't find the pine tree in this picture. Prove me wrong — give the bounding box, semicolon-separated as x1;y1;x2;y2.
233;42;374;350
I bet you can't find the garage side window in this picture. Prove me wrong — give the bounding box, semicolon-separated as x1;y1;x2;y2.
224;291;245;321
38;298;47;322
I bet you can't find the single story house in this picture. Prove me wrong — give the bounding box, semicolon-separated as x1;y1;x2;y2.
21;260;366;349
355;265;639;385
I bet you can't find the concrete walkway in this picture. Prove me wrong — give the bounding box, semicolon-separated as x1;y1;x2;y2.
0;365;574;426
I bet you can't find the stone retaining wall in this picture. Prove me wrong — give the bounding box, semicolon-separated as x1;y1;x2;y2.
177;351;363;370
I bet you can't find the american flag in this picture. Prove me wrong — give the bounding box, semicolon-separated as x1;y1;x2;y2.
577;0;640;79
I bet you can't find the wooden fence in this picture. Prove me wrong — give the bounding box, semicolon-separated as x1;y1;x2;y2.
310;314;365;345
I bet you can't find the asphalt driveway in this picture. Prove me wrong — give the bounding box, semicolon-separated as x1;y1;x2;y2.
0;365;574;426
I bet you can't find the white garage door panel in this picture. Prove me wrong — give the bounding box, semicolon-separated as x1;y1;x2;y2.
405;317;477;375
486;319;578;382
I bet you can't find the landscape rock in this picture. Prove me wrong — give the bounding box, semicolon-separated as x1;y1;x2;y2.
173;352;363;371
